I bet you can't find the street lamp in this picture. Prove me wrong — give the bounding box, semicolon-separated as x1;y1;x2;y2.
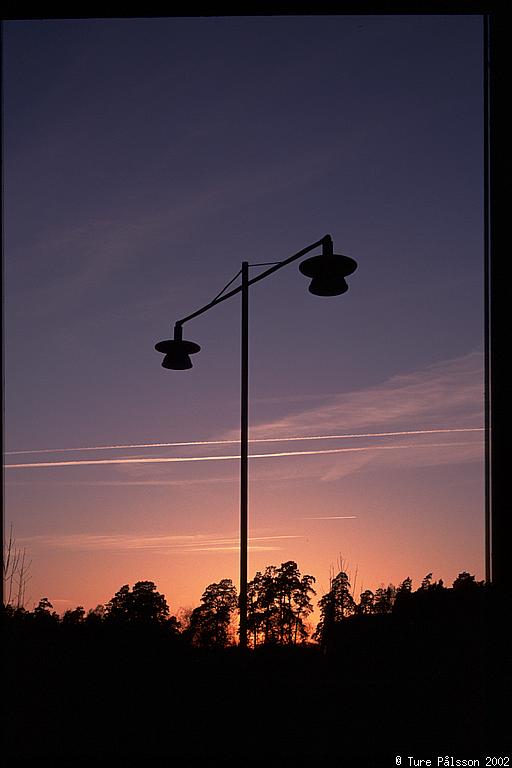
155;234;357;648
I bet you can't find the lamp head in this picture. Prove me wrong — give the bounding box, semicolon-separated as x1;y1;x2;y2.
299;237;357;296
155;326;200;370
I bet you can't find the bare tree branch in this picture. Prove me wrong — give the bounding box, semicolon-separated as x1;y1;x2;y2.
3;524;32;609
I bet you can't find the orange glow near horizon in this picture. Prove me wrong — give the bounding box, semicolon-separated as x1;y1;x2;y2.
9;425;484;624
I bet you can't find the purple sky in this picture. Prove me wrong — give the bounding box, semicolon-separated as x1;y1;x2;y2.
3;16;485;617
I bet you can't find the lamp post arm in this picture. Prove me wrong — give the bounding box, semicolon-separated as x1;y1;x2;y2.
174;235;331;330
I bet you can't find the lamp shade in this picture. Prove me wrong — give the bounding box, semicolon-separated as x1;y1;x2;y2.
155;338;201;370
299;252;357;296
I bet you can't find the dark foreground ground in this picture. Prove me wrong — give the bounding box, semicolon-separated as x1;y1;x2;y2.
3;590;510;767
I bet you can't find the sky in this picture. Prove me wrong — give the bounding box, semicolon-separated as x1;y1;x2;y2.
2;15;485;621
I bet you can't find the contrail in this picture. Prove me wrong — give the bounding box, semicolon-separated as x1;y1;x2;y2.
4;440;481;470
301;516;357;520
4;427;483;456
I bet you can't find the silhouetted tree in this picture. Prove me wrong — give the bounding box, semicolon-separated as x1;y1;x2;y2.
85;604;105;625
1;603;30;624
314;571;355;645
176;606;193;633
394;577;413;612
247;561;315;646
373;584;396;614
357;589;375;615
104;581;170;625
247;567;278;645
130;581;170;624
188;578;238;648
166;615;181;635
397;576;413;594
274;561;316;644
292;573;317;644
105;584;131;623
33;597;59;624
419;572;433;591
62;606;85;625
452;572;484;591
417;573;444;593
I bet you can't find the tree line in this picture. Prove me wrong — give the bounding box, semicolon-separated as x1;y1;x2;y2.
2;560;486;649
3;561;503;762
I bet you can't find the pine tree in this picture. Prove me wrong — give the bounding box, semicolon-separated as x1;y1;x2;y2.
314;571;355;645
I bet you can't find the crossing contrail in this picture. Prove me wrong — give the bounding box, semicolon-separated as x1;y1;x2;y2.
4;439;481;470
4;427;483;456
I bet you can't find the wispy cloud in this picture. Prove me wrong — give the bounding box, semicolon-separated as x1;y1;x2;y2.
5;476;240;487
243;351;484;441
46;598;76;607
18;532;302;554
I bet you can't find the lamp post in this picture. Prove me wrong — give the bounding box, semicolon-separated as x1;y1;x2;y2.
155;234;357;648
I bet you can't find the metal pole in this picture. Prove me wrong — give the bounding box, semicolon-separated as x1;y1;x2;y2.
239;261;249;649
